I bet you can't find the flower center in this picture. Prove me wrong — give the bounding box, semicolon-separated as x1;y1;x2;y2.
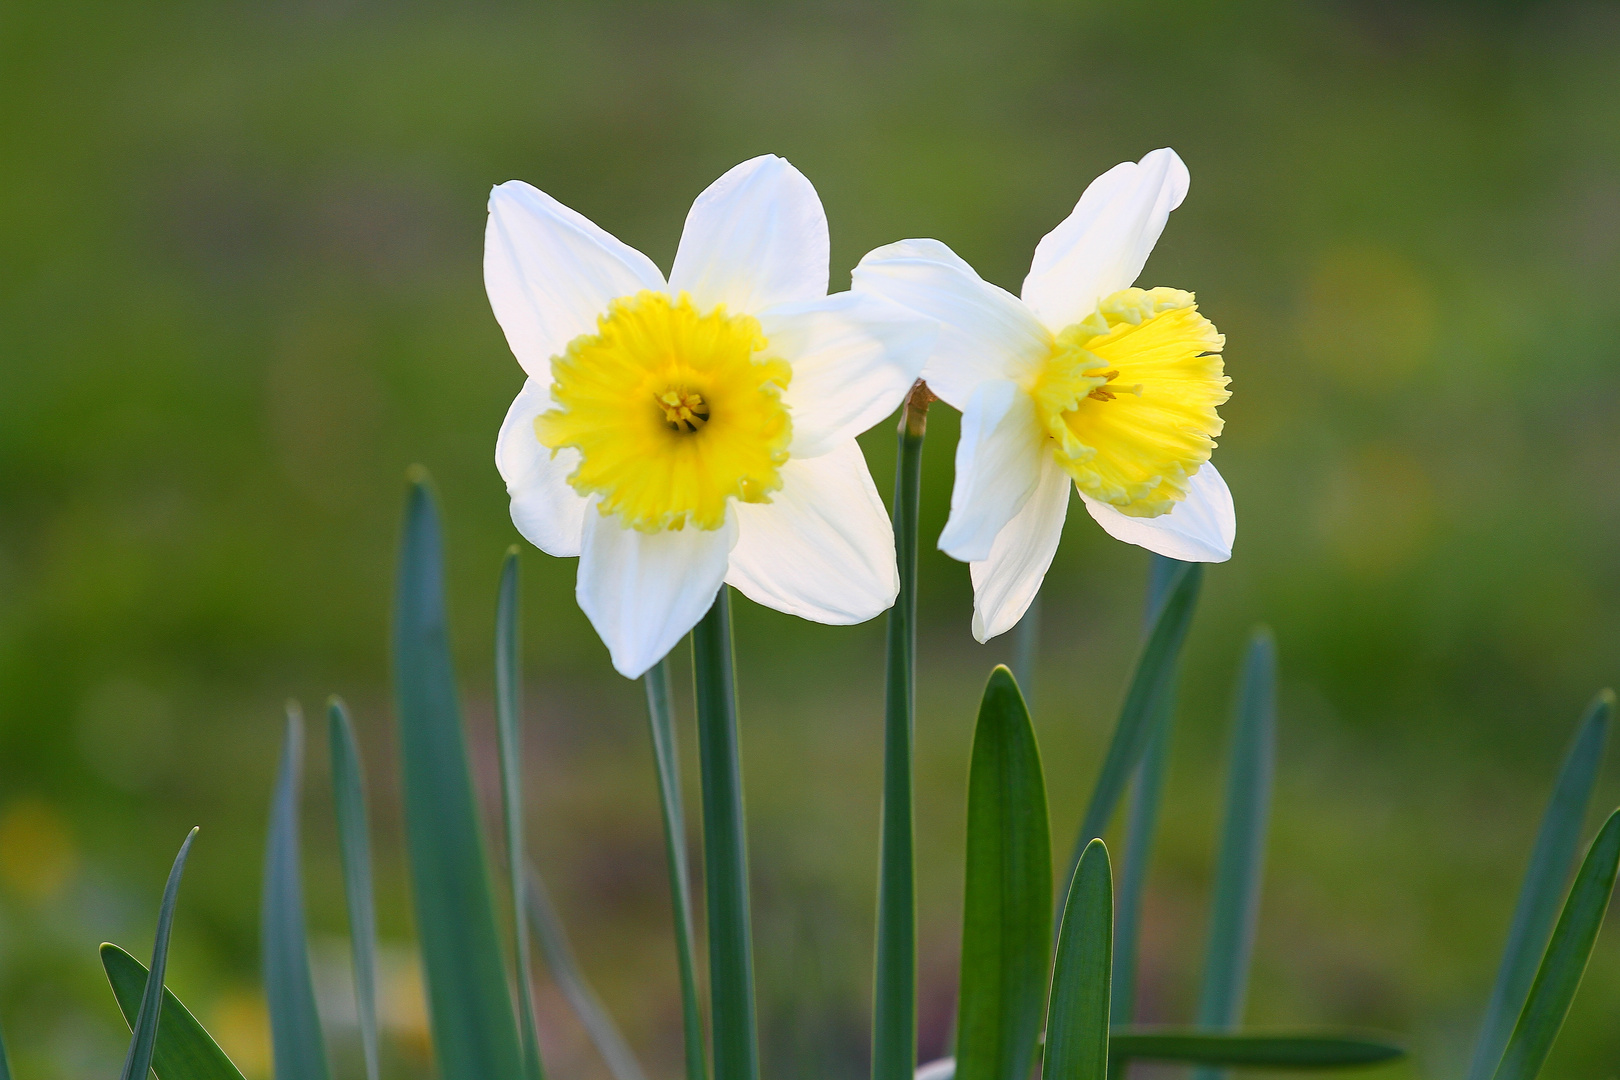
535;290;793;532
1030;286;1228;518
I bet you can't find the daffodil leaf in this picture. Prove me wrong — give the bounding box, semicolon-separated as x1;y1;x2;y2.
693;590;760;1080
394;475;526;1080
875;394;927;1080
525;863;650;1080
121;827;199;1080
1111;553;1187;1023
1466;691;1610;1080
496;550;548;1080
1063;562;1202;902
1108;1030;1406;1069
956;666;1052;1080
101;943;249;1080
644;656;708;1080
264;707;330;1080
328;698;381;1080
0;1022;10;1080
1192;627;1277;1080
1490;807;1620;1080
1045;838;1112;1080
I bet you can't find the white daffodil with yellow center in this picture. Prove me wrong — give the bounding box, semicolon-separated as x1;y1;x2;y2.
854;148;1233;642
488;156;934;677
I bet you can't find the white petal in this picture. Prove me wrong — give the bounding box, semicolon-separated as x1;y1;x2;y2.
938;380;1046;563
758;292;935;459
1019;148;1190;332
497;378;590;557
1082;460;1235;563
577;506;738;678
853;238;1050;410
725;441;897;624
485;182;666;378
669;155;829;314
970;454;1072;642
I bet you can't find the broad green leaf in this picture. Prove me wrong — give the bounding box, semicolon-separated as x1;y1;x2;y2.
526;863;650;1080
1046;838;1112;1080
1491;807;1620;1080
393;476;525;1080
1063;563;1202;898
1466;692;1610;1080
102;943;249;1080
644;657;708;1080
1192;628;1277;1080
1111;553;1185;1023
692;590;759;1080
956;666;1052;1080
121;828;199;1080
496;549;547;1080
263;709;330;1080
1109;1030;1405;1069
875;404;925;1080
327;698;381;1080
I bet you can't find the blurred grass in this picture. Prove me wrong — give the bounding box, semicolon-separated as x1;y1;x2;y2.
2;0;1620;1077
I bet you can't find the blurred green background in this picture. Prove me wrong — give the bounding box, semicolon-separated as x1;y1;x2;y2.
3;0;1620;1076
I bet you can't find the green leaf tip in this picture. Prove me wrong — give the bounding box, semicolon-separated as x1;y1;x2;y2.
102;942;249;1080
405;463;433;487
120;827;200;1080
1046;838;1112;1080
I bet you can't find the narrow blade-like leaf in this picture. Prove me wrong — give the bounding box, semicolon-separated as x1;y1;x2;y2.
1192;628;1277;1080
1109;1030;1405;1069
496;549;547;1080
1466;692;1611;1080
1491;807;1620;1080
328;698;381;1080
644;657;708;1080
1046;838;1113;1080
875;391;926;1080
693;590;759;1080
103;942;250;1080
264;708;330;1080
0;1021;9;1080
956;666;1052;1080
122;827;200;1080
1111;553;1186;1022
393;476;525;1080
1064;563;1203;896
526;864;651;1080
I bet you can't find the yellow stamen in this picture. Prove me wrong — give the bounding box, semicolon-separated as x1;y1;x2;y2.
536;291;792;532
1030;286;1228;517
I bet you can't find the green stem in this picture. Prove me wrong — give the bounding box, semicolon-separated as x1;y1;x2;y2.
646;657;709;1080
873;384;930;1080
1011;595;1041;710
693;590;758;1080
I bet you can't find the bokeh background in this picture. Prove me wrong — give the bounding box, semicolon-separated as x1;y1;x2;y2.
4;0;1620;1076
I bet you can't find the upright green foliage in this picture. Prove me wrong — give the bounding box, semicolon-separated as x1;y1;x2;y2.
693;590;759;1080
327;698;381;1080
496;550;548;1080
1064;563;1202;897
263;711;329;1080
1046;839;1113;1080
526;864;651;1080
1192;628;1277;1080
874;389;926;1080
0;1022;9;1080
102;943;249;1080
122;828;199;1080
1467;693;1611;1080
1112;554;1185;1021
393;476;525;1080
1491;808;1620;1080
643;657;708;1080
956;667;1052;1080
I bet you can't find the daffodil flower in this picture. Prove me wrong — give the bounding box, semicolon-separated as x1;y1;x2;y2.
853;148;1233;642
487;156;935;677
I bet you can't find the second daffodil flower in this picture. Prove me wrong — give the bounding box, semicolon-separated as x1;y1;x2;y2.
854;148;1233;642
487;156;935;678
